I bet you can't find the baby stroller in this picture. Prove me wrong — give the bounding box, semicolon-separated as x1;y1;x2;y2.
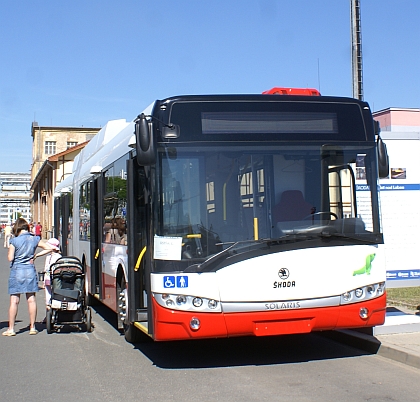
46;256;92;334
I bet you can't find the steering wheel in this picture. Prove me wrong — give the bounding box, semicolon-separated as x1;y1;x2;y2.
303;211;338;221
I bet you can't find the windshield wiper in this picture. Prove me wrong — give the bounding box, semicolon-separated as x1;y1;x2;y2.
314;231;381;244
184;235;314;272
184;242;238;272
184;239;272;272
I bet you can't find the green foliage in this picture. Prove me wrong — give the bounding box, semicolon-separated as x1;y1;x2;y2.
113;177;127;200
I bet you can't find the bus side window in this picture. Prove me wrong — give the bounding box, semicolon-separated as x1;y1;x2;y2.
163;179;183;233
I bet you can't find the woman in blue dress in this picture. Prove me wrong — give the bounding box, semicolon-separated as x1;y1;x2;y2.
2;218;55;336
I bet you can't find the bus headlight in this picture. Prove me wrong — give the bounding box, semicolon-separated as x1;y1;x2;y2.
366;285;375;295
208;299;218;309
192;297;203;307
153;293;221;312
355;288;363;298
377;282;385;295
341;282;386;305
342;292;352;302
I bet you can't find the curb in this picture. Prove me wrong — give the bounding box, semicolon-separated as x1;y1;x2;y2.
377;343;420;370
324;329;420;370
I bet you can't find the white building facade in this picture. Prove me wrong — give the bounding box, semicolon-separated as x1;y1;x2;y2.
374;108;420;288
0;172;31;224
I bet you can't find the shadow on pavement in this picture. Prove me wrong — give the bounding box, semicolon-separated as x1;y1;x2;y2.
131;331;374;369
88;293;381;369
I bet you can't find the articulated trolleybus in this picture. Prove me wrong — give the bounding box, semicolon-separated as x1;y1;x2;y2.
55;88;389;342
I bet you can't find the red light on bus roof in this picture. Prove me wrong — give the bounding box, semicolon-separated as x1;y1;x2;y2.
262;87;321;96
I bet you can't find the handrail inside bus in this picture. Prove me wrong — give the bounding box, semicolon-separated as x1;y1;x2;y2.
135;246;147;271
254;217;258;240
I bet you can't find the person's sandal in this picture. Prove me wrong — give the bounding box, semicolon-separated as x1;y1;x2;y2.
29;328;38;335
2;329;16;336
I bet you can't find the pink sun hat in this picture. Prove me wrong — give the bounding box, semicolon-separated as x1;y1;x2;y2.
47;238;60;250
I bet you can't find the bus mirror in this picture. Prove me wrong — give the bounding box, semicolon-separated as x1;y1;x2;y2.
321;145;344;165
374;120;381;136
377;136;389;178
135;114;156;166
162;124;180;139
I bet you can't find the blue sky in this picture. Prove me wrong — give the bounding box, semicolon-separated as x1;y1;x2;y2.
1;0;419;173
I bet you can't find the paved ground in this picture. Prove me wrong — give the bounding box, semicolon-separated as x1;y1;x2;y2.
2;234;419;371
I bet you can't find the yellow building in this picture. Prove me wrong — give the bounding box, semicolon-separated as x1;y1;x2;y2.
31;122;100;238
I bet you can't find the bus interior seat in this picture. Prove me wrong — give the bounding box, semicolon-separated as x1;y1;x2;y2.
273;190;313;222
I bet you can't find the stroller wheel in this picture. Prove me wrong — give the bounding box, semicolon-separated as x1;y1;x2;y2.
86;307;92;333
46;309;53;334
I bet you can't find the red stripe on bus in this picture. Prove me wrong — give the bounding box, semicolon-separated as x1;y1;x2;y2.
152;294;386;341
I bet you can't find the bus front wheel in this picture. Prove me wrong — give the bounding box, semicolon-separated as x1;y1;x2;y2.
116;275;143;343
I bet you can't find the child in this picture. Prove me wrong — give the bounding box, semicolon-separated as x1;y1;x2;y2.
33;238;62;310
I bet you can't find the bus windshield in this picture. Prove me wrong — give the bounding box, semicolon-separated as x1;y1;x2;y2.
155;142;381;264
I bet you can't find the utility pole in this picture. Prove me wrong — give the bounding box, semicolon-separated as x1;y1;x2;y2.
351;0;363;100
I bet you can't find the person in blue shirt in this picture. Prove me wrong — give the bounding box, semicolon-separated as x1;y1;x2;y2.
2;218;55;336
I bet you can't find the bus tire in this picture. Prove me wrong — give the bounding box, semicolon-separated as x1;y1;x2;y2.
117;274;145;343
124;323;145;343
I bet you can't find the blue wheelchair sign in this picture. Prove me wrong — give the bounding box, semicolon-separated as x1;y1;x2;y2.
163;276;175;288
163;275;188;288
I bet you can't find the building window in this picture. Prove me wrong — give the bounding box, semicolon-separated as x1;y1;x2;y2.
67;141;78;149
45;141;56;155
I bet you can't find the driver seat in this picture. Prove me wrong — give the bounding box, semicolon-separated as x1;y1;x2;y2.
273;190;313;222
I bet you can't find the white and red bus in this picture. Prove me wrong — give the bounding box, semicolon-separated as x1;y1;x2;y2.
54;90;389;342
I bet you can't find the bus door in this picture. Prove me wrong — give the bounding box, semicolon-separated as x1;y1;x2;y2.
238;155;273;240
61;194;69;256
53;197;60;240
54;194;69;256
328;164;356;219
90;177;103;299
320;146;362;229
126;157;150;336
